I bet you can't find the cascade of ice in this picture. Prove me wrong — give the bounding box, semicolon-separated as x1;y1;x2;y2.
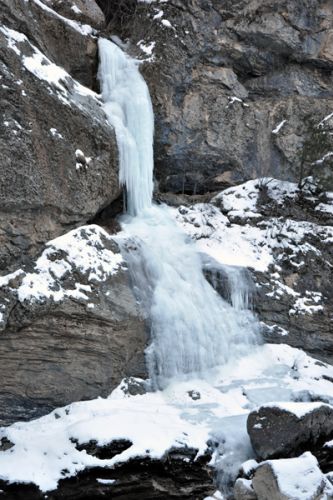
98;38;154;216
98;39;259;388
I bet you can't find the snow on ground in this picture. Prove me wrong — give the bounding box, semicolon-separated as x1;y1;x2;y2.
213;178;299;218
173;203;273;271
0;225;123;312
1;343;333;492
272;119;287;134
137;40;156;61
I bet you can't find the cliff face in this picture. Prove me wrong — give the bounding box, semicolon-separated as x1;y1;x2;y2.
0;0;147;426
111;0;333;193
0;0;120;273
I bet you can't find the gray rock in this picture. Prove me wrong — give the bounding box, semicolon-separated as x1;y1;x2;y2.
252;453;326;500
234;478;258;500
247;403;333;460
102;0;333;193
0;0;119;272
0;225;147;426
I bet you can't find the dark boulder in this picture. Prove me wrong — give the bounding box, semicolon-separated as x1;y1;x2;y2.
247;402;333;461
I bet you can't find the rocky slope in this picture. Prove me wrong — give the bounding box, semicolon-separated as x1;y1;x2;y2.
174;178;333;365
0;0;150;426
0;225;147;426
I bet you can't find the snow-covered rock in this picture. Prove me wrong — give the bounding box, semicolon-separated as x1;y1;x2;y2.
0;0;119;273
174;178;333;364
247;402;333;461
252;452;327;500
0;225;147;425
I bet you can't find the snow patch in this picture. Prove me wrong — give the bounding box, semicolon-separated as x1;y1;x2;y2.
0;225;123;305
31;0;94;36
1;344;333;492
272;120;286;134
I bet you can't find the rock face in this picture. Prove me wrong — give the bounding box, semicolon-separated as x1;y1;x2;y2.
0;225;147;426
105;0;333;193
250;190;333;364
247;403;333;461
0;0;119;272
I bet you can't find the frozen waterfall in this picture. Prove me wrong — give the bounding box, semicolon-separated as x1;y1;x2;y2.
98;38;154;216
98;39;259;388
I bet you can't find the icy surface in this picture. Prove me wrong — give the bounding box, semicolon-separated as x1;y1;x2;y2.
117;205;259;387
98;39;154;216
99;40;259;387
1;344;333;492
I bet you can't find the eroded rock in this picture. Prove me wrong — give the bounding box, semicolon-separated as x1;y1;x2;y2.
234;478;257;500
0;446;215;499
0;225;147;425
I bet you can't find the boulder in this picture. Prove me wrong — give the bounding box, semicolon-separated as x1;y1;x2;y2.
252;452;326;500
0;225;147;425
247;402;333;460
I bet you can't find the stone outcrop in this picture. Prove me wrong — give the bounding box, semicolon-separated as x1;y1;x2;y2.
0;225;147;426
103;0;333;193
0;0;119;273
247;403;333;460
0;445;214;499
249;187;333;364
